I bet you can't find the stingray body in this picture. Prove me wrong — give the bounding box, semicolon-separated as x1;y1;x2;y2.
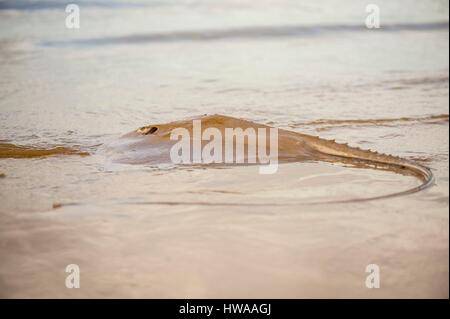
103;114;433;201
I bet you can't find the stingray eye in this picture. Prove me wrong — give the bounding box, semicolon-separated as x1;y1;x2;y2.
145;126;158;135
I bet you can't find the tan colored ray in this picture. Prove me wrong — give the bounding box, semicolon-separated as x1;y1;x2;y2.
113;114;434;202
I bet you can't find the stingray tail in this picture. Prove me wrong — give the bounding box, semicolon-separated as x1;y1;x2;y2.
307;136;435;201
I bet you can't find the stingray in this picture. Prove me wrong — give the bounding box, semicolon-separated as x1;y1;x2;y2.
102;114;434;203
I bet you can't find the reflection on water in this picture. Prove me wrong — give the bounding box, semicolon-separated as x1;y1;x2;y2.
291;113;449;131
0;0;448;298
0;143;88;158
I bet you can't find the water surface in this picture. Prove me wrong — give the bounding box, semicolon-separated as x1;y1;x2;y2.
0;0;448;297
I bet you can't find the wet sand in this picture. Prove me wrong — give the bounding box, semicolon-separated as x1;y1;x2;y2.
0;157;448;298
0;0;448;298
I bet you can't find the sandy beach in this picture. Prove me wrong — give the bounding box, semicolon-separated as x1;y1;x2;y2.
0;0;448;298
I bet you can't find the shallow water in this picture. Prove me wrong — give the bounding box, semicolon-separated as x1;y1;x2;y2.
0;0;448;298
